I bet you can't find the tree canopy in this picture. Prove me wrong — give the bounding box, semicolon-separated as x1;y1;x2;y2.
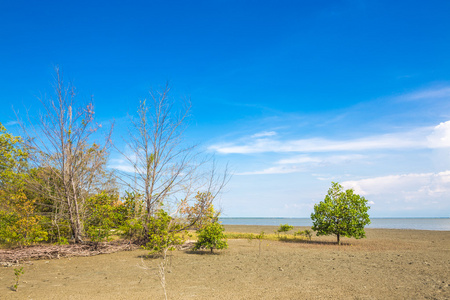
311;182;370;245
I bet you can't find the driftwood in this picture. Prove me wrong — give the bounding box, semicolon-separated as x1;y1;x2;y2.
0;240;138;264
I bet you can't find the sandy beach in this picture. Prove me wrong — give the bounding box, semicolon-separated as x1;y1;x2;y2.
1;225;449;299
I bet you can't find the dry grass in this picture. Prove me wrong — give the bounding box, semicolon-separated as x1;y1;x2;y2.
224;225;438;251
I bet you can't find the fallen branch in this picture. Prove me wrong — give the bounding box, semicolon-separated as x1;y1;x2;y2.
0;240;138;264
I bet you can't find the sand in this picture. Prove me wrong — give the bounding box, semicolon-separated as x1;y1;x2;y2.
0;225;449;299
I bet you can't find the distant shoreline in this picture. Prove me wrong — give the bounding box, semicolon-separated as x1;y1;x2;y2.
220;217;450;219
219;217;450;231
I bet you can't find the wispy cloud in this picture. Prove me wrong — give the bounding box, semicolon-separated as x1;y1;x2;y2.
210;136;413;154
278;154;366;165
4;121;19;126
108;158;135;173
402;87;450;101
237;154;367;175
277;156;322;164
237;165;303;175
251;131;277;138
209;121;450;154
342;171;450;201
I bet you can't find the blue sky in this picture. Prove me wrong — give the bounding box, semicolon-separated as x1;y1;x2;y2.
1;0;449;217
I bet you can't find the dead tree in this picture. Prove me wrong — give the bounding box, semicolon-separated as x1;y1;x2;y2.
17;67;113;243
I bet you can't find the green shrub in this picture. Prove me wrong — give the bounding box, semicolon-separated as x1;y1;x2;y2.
303;229;312;240
84;192;120;247
0;210;47;247
294;229;313;241
277;224;294;236
120;191;145;222
194;222;228;254
120;218;145;241
117;191;146;242
40;217;71;245
143;209;185;256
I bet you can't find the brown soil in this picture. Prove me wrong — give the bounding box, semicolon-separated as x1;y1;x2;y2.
1;226;449;299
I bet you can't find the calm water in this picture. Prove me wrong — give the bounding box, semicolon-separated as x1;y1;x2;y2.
219;218;450;231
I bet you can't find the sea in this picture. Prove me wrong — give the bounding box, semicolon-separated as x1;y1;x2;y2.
219;217;450;231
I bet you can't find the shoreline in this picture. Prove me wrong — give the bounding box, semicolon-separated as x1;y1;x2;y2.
224;224;450;233
220;218;450;231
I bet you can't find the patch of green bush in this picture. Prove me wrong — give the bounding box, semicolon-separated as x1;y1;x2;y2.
194;222;228;253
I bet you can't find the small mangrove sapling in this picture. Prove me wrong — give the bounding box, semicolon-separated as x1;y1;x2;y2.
13;267;24;291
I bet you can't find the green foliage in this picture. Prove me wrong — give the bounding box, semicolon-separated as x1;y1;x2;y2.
85;192;121;246
118;191;146;241
0;124;48;247
120;218;145;241
311;182;371;245
0;211;23;245
224;231;280;241
277;224;294;236
0;209;48;247
256;231;265;240
246;233;255;243
120;191;145;221
194;222;228;253
0;123;28;191
40;216;71;245
143;209;185;256
224;232;259;239
303;229;312;240
13;267;24;291
294;229;313;241
0;178;48;247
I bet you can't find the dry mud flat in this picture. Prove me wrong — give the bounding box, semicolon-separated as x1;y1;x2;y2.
1;226;449;300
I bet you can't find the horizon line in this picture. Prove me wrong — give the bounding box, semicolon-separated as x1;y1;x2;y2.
219;216;450;219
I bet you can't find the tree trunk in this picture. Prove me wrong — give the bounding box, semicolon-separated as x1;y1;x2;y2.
72;185;84;243
73;220;83;243
337;233;340;245
210;247;213;254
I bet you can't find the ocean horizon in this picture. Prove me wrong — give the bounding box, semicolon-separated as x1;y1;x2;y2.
219;217;450;231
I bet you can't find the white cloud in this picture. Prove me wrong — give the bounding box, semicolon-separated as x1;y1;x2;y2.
427;121;450;148
209;133;417;154
277;155;322;164
342;171;450;202
237;165;303;175
209;121;450;154
251;131;277;138
108;158;135;173
278;154;366;165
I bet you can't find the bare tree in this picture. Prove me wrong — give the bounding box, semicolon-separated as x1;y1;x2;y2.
117;84;229;237
17;67;114;243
